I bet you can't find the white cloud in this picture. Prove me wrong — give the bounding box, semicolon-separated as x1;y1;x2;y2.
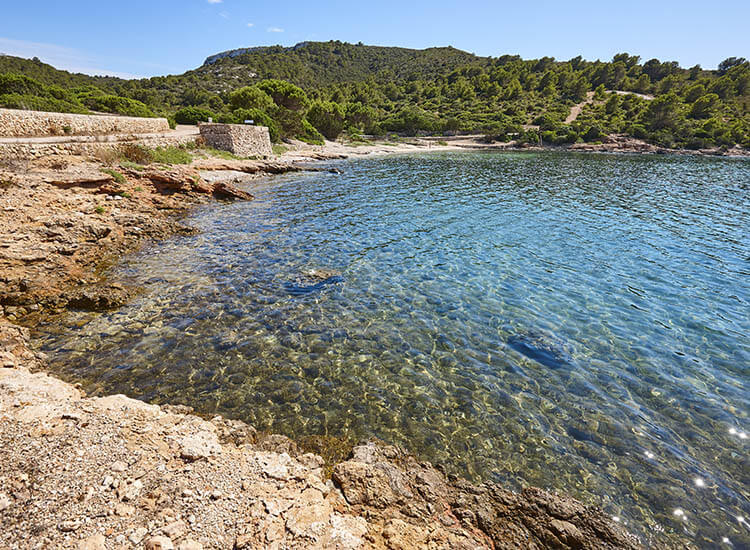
267;27;284;33
247;22;255;27
207;0;222;4
219;11;229;19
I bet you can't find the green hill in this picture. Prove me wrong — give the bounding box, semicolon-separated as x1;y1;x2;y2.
1;41;748;149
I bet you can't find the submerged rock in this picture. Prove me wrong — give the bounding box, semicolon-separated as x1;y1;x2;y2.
284;270;344;296
506;327;573;369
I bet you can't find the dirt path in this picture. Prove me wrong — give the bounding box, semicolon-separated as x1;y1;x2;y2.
565;91;655;125
565;91;596;124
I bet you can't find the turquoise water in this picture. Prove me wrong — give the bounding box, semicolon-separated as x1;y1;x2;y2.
35;152;749;547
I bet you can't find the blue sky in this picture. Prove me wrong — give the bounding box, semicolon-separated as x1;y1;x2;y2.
0;1;748;78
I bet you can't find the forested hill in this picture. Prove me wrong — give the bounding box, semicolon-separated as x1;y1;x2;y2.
198;42;487;87
1;41;748;150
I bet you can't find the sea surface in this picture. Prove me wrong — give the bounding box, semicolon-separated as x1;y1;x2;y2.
35;151;749;547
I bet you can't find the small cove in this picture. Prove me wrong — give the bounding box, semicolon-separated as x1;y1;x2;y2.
34;151;750;547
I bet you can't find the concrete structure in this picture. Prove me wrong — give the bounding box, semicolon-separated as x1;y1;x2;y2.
0;108;170;138
199;123;273;158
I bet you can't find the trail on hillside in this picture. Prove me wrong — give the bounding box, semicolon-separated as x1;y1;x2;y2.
565;90;654;124
565;91;595;124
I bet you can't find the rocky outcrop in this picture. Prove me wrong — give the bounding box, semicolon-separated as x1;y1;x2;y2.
0;155;259;319
332;442;643;550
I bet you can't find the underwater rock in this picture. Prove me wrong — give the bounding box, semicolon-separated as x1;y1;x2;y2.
284;270;344;296
506;328;573;370
301;268;342;281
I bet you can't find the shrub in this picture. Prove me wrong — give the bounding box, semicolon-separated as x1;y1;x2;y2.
0;73;46;96
101;168;126;184
273;106;307;139
256;79;310;111
298;119;325;145
688;93;719;119
120;160;144;171
200;147;241;160
174;106;215;125
582;125;604;141
229;86;275;111
81;94;155;117
150;146;192;165
307;101;345;139
0;93;87;114
118;143;153;164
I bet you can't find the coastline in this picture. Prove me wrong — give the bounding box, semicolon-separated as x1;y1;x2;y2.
281;134;750;161
1;147;678;549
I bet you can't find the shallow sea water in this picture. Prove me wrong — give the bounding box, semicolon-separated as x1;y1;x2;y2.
35;151;749;547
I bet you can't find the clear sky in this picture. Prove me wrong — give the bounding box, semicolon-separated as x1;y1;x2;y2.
0;0;748;78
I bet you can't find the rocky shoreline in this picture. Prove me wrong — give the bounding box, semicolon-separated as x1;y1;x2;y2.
1;150;662;549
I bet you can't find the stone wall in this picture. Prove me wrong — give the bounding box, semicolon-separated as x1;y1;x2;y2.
0;108;170;137
199;123;273;158
0;133;197;160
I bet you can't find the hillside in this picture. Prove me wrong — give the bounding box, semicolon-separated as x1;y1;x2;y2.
1;41;749;149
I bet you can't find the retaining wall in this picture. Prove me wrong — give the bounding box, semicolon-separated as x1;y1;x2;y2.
0;134;197;160
0;108;170;138
199;123;273;158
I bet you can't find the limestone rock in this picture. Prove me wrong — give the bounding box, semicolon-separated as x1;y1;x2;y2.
330;513;368;549
162;520;187;539
179;431;221;461
211;181;253;201
116;479;143;502
58;520;82;532
77;534;106;550
145;535;175;550
129;528;148;545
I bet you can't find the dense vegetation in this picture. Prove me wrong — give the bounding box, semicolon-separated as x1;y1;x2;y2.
1;42;748;149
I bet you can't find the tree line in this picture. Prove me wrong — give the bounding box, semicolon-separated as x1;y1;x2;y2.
0;42;748;149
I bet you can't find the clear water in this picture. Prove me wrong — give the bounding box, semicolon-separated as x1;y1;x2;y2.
34;152;749;547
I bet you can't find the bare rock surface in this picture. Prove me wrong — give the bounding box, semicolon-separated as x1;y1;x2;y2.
0;154;264;319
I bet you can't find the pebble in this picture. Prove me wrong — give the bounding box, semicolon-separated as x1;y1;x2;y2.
162;520;187;539
129;527;148;545
177;540;203;550
58;520;82;532
117;478;143;501
77;534;106;550
145;536;175;550
0;493;11;511
114;503;135;516
111;460;127;472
